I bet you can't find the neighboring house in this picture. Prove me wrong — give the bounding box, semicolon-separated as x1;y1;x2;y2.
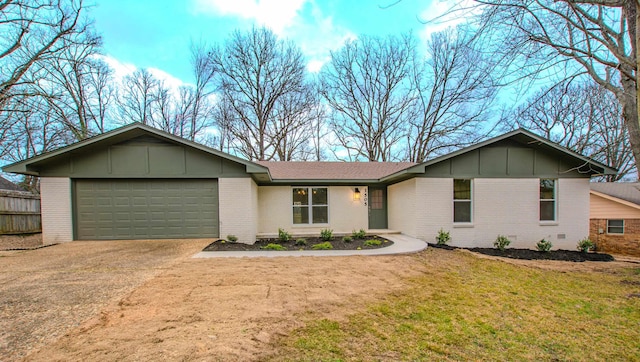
590;183;640;256
2;123;615;249
0;176;24;192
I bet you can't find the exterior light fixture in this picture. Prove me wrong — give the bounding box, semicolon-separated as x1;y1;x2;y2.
353;187;361;201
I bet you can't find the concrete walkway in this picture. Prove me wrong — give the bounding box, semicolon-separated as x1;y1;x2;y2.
193;234;428;258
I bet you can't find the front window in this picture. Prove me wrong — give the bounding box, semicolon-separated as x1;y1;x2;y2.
607;219;624;234
540;179;556;221
453;179;472;223
293;187;328;224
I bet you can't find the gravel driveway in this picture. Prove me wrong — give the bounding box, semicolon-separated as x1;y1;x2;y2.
0;239;212;361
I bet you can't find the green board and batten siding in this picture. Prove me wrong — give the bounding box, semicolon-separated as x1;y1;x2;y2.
415;140;593;179
74;179;218;240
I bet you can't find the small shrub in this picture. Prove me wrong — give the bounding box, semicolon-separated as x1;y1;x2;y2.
262;243;287;251
312;242;333;250
536;239;552;252
352;229;367;239
342;236;353;243
436;228;451;245
295;238;307;246
320;229;333;241
226;234;238;243
494;235;511;251
278;228;291;242
357;247;362;250
364;239;382;247
577;238;594;253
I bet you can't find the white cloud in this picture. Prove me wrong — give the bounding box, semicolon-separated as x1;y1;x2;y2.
417;0;478;41
192;0;355;73
97;55;188;96
193;0;306;34
284;2;356;73
97;54;136;80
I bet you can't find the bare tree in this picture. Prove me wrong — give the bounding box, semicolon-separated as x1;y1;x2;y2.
447;1;639;178
406;27;497;162
29;32;111;141
208;27;312;161
320;34;416;162
0;0;90;111
509;80;634;180
116;68;159;126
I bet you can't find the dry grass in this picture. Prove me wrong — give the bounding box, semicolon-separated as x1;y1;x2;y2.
265;249;640;361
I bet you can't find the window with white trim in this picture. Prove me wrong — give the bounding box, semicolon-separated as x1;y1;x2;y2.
539;179;556;221
453;179;472;223
292;187;328;224
607;219;624;234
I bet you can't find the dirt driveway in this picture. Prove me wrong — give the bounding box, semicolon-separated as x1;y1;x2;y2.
0;239;212;361
2;239;428;361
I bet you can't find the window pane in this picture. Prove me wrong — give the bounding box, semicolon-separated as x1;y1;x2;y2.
540;201;555;221
370;189;383;210
293;188;308;205
454;179;471;200
607;219;624;234
312;206;328;223
540;179;555;200
454;201;471;222
311;188;327;205
293;206;308;224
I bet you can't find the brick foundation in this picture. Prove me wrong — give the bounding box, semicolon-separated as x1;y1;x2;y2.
590;219;640;257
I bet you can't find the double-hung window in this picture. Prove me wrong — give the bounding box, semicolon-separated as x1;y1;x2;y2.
292;187;328;224
607;219;624;234
539;179;556;221
453;179;472;223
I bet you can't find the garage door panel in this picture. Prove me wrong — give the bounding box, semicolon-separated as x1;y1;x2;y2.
75;179;219;240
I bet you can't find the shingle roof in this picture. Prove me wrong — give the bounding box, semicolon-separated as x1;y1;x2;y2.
256;161;417;180
590;182;640;206
0;176;24;191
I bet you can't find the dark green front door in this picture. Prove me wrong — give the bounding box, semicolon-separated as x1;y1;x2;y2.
368;187;387;229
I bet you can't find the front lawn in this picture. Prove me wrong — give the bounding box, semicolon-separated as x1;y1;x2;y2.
264;249;640;361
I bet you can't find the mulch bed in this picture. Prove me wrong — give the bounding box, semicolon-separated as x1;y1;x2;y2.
429;243;615;262
203;236;393;251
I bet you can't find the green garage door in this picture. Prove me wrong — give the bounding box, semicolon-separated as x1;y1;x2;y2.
74;179;219;240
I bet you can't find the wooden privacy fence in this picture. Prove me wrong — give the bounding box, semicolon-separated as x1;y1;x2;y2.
0;190;41;234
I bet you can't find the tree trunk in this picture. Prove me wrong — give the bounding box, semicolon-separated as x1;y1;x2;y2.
636;1;640;180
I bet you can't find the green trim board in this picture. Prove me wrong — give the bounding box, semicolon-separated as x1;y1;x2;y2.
2;123;271;181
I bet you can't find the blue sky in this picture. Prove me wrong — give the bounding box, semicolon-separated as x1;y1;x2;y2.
91;0;462;86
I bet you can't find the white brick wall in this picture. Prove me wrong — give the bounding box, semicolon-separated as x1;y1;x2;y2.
388;179;416;236
257;185;368;235
414;178;452;243
40;177;73;244
218;178;258;244
412;178;590;250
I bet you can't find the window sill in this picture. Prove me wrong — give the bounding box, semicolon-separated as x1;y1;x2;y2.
292;223;330;228
539;221;558;226
453;223;474;228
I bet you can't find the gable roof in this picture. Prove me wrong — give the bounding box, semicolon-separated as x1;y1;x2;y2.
2;123;271;181
381;128;617;182
256;161;416;182
0;176;24;191
590;182;640;206
2;125;617;184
